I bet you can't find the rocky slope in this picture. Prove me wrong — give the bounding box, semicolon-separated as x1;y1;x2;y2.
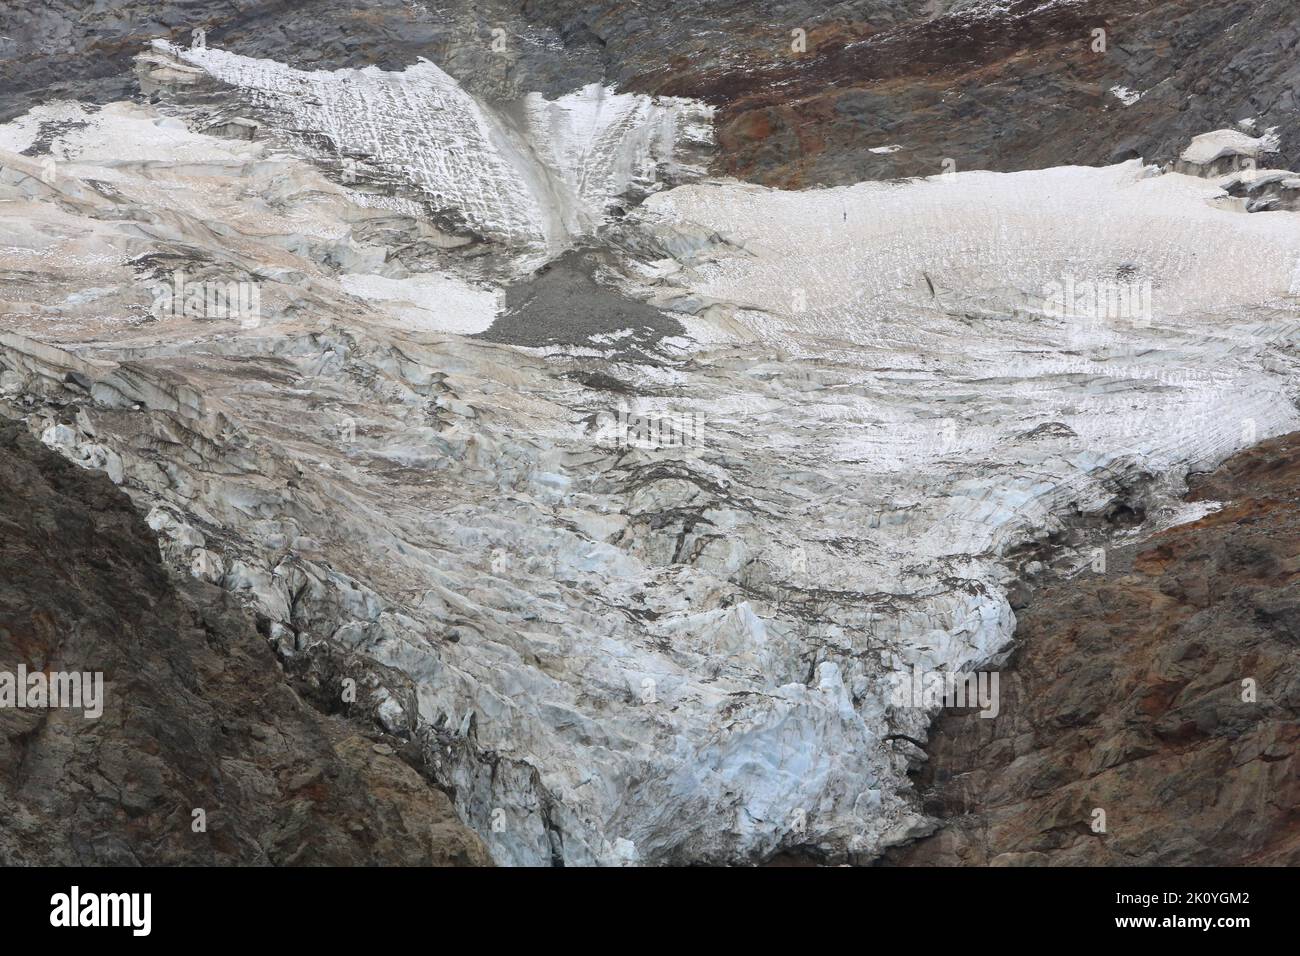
887;431;1300;866
0;422;490;865
644;0;1300;186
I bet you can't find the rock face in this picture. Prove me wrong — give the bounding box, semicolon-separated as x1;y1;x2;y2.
639;0;1300;187
887;431;1300;866
0;422;490;865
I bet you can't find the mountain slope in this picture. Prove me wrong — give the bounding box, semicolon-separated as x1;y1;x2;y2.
887;431;1300;866
0;422;490;865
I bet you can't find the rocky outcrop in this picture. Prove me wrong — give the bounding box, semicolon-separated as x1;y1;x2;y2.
0;422;490;865
1223;170;1300;214
640;0;1300;187
886;432;1300;866
1174;128;1280;178
1172;127;1300;213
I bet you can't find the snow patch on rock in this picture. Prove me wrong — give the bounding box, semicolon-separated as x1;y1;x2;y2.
1109;86;1143;107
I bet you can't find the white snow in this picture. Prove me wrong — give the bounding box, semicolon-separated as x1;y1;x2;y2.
340;273;500;334
0;100;258;166
1109;86;1143;107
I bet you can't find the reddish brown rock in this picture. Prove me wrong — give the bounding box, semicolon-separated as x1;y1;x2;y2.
887;432;1300;866
631;0;1299;187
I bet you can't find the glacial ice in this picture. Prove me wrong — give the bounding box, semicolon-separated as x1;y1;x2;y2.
3;67;1300;866
153;42;714;257
1180;127;1280;167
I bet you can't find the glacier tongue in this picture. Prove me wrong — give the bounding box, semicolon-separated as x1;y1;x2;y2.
149;42;714;255
4;92;1300;866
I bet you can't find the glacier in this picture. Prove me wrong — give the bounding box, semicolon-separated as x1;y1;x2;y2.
142;42;714;258
2;46;1299;865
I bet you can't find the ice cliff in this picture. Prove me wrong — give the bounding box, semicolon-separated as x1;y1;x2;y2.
144;42;713;256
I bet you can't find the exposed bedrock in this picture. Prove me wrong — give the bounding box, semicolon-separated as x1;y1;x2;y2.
0;422;491;865
886;432;1300;866
636;0;1300;187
